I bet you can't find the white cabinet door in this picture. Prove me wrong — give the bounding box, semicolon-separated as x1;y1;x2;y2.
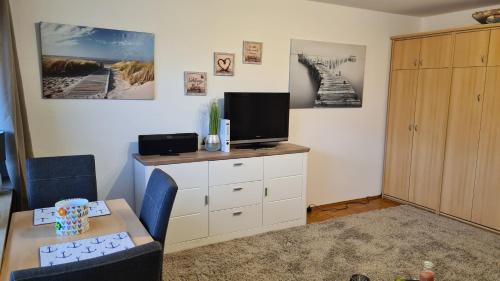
156;162;208;189
264;153;303;179
171;187;207;217
166;212;208;245
264;175;303;202
153;162;209;245
209;157;263;186
263;197;303;226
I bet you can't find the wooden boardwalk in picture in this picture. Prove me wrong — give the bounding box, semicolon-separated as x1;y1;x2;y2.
298;54;361;107
64;68;110;98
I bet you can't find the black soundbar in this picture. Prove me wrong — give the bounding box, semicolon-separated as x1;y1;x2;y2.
138;133;198;156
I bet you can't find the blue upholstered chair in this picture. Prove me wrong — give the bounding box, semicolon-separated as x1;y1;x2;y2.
140;168;178;246
9;241;163;281
26;155;98;209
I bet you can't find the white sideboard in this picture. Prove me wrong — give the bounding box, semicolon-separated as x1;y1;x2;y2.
134;143;309;253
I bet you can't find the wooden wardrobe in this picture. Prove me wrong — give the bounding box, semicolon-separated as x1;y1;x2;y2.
383;23;500;232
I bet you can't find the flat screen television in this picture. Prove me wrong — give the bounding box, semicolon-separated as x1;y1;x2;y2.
224;92;290;148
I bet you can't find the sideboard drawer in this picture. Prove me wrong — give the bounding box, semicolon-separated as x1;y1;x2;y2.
209;204;261;236
209;181;262;211
264;153;303;179
156;162;208;189
209;157;263;186
265;175;302;202
263;197;303;226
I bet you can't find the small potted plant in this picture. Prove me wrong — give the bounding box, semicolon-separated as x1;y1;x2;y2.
205;100;221;151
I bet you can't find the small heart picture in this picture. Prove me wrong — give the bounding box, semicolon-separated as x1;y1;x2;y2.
214;52;235;76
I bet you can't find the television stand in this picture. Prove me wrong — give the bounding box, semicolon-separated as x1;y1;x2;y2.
233;142;279;150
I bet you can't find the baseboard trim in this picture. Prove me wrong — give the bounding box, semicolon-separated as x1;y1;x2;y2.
309;195;382;210
382;194;500;235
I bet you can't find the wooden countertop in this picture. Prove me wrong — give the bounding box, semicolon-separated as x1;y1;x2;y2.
134;142;310;166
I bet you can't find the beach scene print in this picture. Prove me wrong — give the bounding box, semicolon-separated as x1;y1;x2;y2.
39;22;154;99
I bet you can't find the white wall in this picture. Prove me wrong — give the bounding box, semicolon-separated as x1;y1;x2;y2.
420;5;500;31
9;0;420;208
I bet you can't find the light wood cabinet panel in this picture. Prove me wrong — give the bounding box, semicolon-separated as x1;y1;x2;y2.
383;70;418;200
487;29;500;66
453;30;491;67
472;66;500;230
408;69;452;210
440;67;486;220
420;35;453;68
392;39;421;70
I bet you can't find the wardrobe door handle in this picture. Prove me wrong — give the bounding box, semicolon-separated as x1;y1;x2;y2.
264;188;268;197
232;211;242;216
477;94;481;102
414;59;418;67
419;59;423;66
408;124;413;131
481;55;485;64
414;125;419;132
205;195;209;205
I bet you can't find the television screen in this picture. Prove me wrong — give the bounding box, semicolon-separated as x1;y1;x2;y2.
224;92;290;146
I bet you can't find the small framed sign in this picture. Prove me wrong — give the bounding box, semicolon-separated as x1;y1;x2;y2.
184;71;207;95
243;41;263;64
214;52;235;76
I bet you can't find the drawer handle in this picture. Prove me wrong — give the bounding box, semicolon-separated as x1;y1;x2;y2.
232;211;243;216
233;187;243;191
233;163;244;167
205;195;209;205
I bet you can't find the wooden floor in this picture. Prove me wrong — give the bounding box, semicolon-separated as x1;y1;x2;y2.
307;196;400;224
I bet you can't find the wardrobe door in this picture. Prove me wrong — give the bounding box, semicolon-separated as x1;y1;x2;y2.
392;39;421;70
472;66;500;230
419;34;453;68
408;69;452;210
383;70;418;200
487;29;500;66
440;67;486;220
453;30;491;67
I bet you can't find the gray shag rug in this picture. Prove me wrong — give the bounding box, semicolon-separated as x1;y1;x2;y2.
163;206;500;281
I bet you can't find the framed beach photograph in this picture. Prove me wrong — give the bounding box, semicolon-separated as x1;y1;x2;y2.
214;52;235;76
243;41;263;64
289;39;366;108
184;72;207;96
39;22;155;99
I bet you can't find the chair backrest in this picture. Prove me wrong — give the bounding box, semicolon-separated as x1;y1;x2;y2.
26;155;98;209
10;241;163;281
140;168;178;246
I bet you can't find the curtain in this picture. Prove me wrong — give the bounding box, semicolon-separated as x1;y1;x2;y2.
0;0;33;211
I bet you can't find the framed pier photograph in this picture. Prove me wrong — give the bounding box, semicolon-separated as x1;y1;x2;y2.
39;22;155;99
289;39;366;108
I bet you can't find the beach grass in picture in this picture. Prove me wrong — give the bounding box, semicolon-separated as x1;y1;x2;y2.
39;22;155;99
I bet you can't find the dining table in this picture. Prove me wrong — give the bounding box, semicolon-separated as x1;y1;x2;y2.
0;199;153;281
